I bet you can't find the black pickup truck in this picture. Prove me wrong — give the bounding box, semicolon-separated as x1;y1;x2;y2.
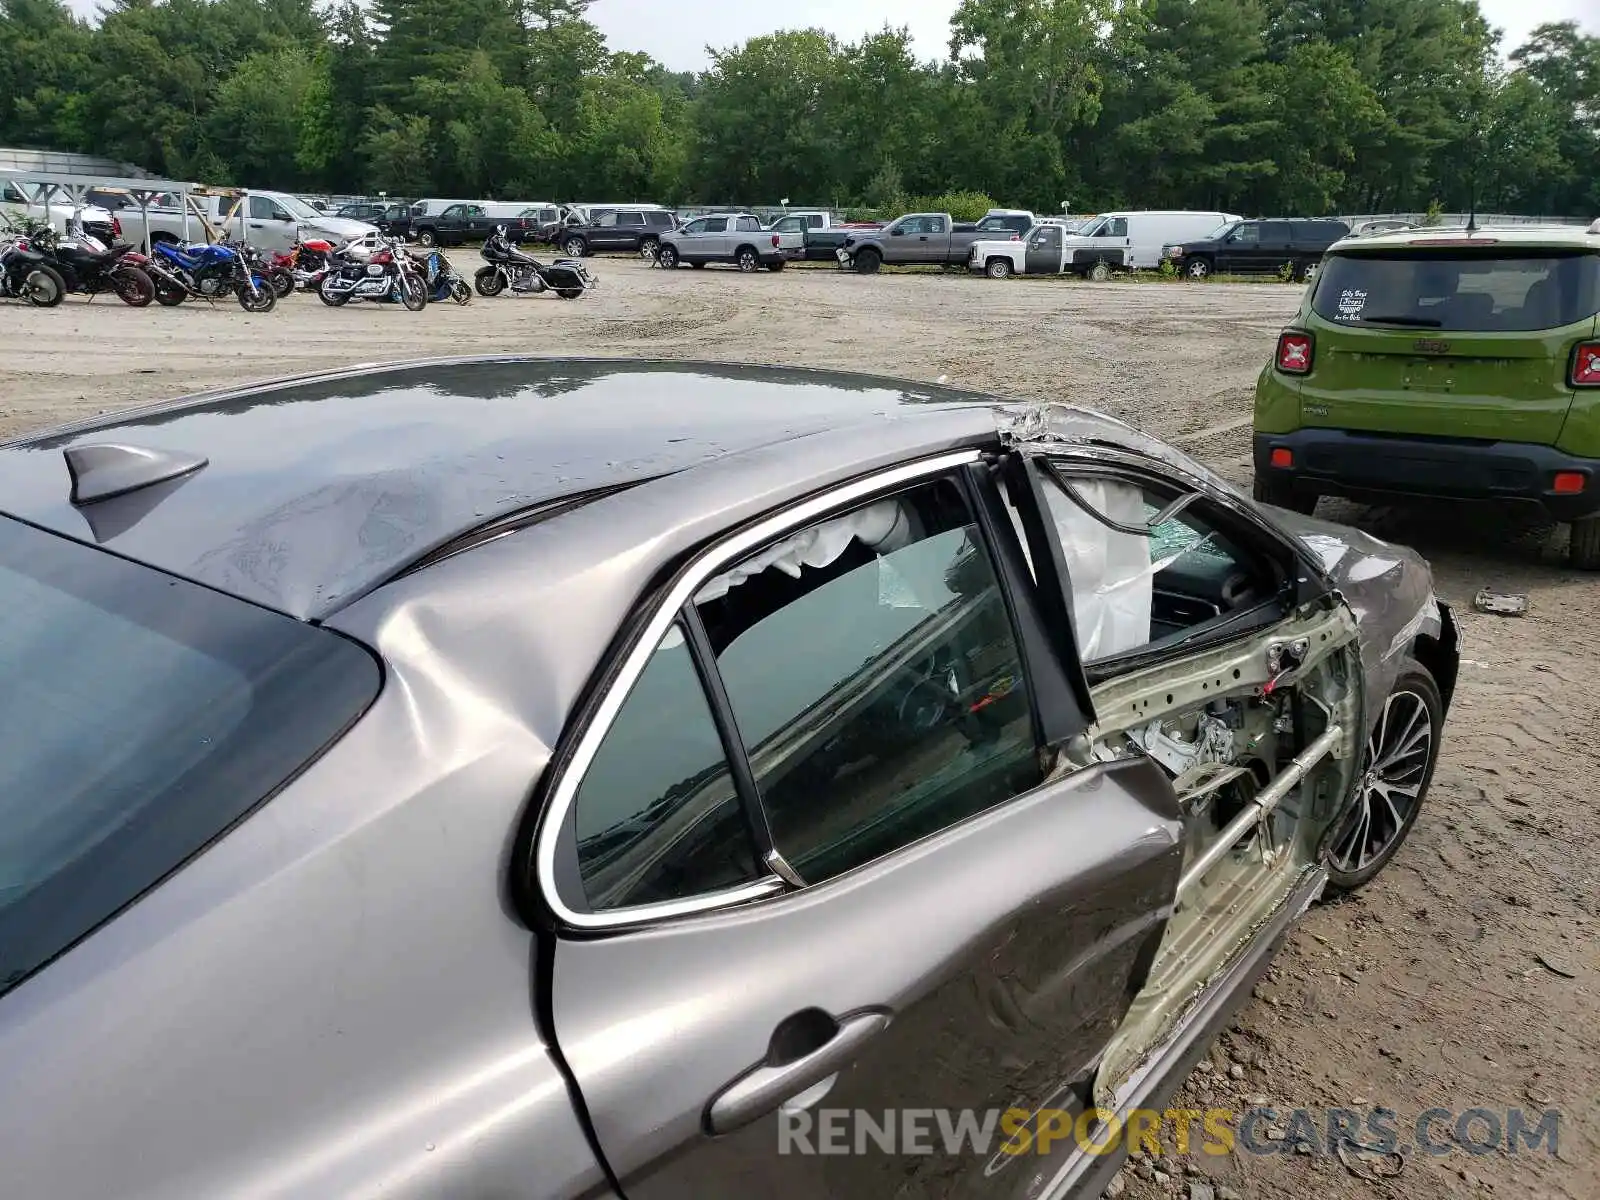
411;204;536;247
334;202;414;238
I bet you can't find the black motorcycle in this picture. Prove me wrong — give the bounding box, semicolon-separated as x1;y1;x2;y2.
475;227;595;299
0;225;66;307
29;225;155;307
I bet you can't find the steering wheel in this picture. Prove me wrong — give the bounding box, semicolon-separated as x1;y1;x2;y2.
1219;570;1256;611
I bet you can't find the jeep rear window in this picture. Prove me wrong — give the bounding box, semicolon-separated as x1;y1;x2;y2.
1313;249;1600;332
0;517;380;996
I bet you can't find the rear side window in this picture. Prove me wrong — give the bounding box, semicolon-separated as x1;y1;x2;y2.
695;479;1040;884
736;216;761;232
645;211;672;227
570;623;758;912
0;518;379;995
564;475;1044;914
703;218;727;233
618;211;646;227
1313;251;1600;332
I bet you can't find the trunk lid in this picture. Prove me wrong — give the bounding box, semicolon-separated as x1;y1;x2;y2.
1299;246;1600;444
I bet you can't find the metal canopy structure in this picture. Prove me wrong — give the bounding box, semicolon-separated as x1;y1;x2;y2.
0;168;201;251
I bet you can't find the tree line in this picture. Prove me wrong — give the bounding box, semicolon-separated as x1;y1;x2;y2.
1;0;1596;218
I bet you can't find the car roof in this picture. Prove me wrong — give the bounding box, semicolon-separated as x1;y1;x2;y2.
0;358;1006;620
1331;223;1600;253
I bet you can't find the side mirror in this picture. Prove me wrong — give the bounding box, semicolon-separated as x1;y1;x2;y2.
889;227;904;236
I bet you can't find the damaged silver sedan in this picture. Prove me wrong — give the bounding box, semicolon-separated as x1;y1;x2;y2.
0;359;1456;1200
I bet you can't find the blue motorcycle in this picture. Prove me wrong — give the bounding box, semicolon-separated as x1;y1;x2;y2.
148;240;276;312
408;247;471;305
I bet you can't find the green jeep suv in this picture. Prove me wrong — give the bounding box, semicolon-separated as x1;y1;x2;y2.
1253;221;1600;565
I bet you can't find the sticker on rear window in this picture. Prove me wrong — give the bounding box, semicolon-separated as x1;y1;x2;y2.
1335;288;1368;321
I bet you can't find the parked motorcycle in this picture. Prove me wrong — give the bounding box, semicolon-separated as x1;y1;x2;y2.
27;224;155;307
475;227;595;299
226;240;293;301
269;239;338;293
149;240;277;312
318;235;427;309
0;227;66;307
409;246;471;305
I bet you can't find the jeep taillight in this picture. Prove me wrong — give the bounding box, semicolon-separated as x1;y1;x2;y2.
112;216;122;238
1276;331;1314;375
771;234;779;247
1572;341;1600;388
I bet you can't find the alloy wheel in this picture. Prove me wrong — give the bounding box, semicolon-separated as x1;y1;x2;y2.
1326;689;1433;875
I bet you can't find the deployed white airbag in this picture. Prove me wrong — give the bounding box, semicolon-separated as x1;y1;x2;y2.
695;499;914;603
1041;479;1153;661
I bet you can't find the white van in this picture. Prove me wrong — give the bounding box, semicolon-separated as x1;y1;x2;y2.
1059;210;1241;277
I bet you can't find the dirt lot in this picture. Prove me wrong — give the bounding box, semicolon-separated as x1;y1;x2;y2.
2;258;1595;1199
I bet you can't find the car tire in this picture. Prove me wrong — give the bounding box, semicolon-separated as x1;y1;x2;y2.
766;260;785;272
1569;517;1600;569
690;261;705;269
1321;659;1443;893
854;249;881;275
1088;261;1111;283
985;258;1012;279
1252;473;1317;514
639;237;659;260
563;237;587;258
1186;257;1213;280
736;246;759;273
416;230;437;247
657;245;679;269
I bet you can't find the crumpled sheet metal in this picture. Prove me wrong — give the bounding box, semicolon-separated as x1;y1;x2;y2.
995;402;1453;739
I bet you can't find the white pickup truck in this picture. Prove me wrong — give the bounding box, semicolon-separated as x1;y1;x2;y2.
1;183;118;242
96;188;377;251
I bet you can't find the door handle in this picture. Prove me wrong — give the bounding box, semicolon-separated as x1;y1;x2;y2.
706;1009;890;1135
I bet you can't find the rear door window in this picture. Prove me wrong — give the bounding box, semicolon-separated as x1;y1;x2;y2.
1313;251;1600;331
694;478;1042;884
0;518;379;996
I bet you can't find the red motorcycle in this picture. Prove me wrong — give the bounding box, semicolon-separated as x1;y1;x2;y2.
268;239;338;296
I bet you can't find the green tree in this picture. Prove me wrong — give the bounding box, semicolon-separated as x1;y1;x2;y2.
689;30;846;204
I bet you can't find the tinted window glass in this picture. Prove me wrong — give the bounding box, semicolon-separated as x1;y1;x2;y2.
1230;223;1260;245
703;218;728;233
1260;222;1291;247
0;518;379;996
646;211;672;227
773;217;802;233
696;480;1041;883
736;216;761;232
572;623;758;911
1313;251;1600;331
617;211;646;227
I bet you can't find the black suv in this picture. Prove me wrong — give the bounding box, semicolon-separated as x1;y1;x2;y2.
334;203;414;238
557;208;676;257
1167;218;1350;280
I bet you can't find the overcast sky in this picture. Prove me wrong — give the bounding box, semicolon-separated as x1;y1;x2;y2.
590;0;1599;72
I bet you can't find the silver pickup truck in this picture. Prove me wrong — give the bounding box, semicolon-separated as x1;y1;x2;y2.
836;212;1031;274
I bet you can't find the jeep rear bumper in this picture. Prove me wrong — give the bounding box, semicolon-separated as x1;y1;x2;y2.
1254;429;1600;521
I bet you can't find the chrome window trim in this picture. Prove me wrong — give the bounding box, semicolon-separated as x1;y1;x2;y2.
535;448;983;930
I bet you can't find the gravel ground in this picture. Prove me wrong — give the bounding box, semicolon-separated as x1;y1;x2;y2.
1;257;1594;1199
